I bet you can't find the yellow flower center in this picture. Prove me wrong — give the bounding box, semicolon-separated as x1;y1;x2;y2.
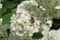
24;13;28;16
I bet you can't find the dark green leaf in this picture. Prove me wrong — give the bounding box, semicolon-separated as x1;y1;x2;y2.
2;12;13;25
0;0;7;2
3;1;17;9
0;9;5;18
32;32;43;39
0;10;2;18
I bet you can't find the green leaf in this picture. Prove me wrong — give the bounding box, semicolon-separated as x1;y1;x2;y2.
2;12;13;25
3;1;17;9
15;0;22;3
32;32;43;39
0;10;2;18
0;9;4;18
0;0;7;2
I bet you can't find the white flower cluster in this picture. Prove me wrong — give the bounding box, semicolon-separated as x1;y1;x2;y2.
39;29;60;40
10;1;53;39
0;0;60;40
11;8;41;37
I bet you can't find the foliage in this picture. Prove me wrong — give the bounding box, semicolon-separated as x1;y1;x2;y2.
0;0;22;25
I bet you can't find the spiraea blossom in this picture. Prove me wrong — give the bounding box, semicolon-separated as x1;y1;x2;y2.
10;1;53;39
10;9;41;37
11;1;41;37
39;29;60;40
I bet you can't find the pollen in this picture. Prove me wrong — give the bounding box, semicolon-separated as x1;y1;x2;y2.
14;23;16;27
24;13;28;16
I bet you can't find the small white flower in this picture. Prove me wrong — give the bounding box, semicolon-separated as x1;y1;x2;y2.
10;21;17;31
0;18;2;25
0;3;3;9
29;33;33;36
16;31;24;37
41;24;50;31
44;17;52;27
46;19;52;27
20;11;30;20
40;6;43;8
55;6;60;9
41;24;50;36
40;6;46;11
49;30;57;37
16;9;25;14
42;8;46;11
